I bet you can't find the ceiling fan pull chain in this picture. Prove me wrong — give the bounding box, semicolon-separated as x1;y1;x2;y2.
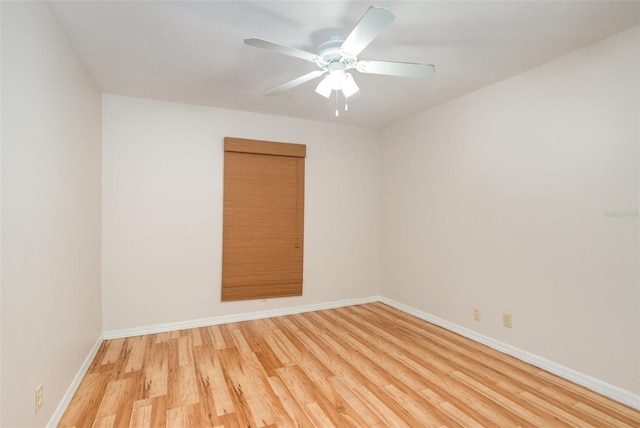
335;90;339;117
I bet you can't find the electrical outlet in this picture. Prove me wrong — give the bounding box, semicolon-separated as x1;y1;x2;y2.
473;307;481;321
35;384;43;413
503;314;512;328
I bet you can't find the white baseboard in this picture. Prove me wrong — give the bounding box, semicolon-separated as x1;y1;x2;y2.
103;295;380;340
378;296;640;410
47;334;104;428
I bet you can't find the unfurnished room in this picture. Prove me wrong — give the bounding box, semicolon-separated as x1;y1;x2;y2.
1;1;639;427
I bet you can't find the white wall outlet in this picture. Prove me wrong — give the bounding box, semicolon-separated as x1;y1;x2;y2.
35;384;43;413
473;307;481;321
503;313;512;328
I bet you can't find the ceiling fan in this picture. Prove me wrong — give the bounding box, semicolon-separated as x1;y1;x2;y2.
244;6;434;114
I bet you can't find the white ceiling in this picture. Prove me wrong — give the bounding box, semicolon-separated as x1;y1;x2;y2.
50;1;639;129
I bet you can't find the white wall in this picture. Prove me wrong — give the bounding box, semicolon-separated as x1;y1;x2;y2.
381;26;639;394
0;1;3;423
102;95;381;331
1;2;102;426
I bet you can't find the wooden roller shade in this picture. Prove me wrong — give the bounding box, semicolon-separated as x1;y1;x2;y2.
221;137;306;301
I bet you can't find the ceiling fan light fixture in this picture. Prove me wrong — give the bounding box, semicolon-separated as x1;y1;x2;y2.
315;67;359;99
327;68;347;90
315;68;346;98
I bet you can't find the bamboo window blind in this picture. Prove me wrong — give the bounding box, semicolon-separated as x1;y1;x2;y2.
221;137;306;301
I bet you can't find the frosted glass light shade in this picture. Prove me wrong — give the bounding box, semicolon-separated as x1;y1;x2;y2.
315;70;359;99
315;76;333;98
341;73;359;98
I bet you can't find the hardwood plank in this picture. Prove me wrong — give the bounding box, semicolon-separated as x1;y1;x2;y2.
206;325;227;350
328;376;389;427
93;379;130;423
518;390;600;427
537;370;640;422
216;347;259;427
101;339;125;365
165;406;188;427
303;402;334;428
267;375;316;427
58;372;112;427
92;414;115;428
276;364;349;427
573;401;638;428
189;327;203;347
144;341;168;399
148;395;167;427
60;303;640;427
193;345;234;418
123;336;147;373
128;400;152;428
178;336;193;367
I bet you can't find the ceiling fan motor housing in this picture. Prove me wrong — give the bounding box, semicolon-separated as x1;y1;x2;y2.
315;37;357;70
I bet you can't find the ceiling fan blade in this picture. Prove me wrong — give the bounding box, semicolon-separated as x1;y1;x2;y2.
356;60;435;78
266;70;325;96
244;38;318;62
340;6;395;56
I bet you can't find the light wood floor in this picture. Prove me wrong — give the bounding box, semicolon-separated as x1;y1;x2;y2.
59;302;640;427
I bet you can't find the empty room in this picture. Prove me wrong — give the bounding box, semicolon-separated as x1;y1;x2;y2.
1;1;639;427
